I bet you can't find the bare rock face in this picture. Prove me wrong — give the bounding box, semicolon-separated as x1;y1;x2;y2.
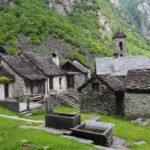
98;11;112;38
48;0;80;16
0;0;14;6
47;0;93;16
110;0;121;10
137;2;150;40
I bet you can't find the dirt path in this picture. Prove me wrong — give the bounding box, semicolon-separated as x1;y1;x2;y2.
0;114;44;123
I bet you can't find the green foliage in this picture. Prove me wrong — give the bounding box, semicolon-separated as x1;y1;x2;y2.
0;0;150;64
0;76;13;84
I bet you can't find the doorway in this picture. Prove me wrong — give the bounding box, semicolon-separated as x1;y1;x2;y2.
116;91;124;115
67;75;74;89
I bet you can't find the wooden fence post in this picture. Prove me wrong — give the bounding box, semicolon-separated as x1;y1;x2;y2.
27;97;30;111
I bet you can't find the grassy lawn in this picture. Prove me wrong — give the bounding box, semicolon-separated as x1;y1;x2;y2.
1;106;150;149
0;117;96;150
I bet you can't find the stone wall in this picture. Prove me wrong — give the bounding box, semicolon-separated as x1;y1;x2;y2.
74;74;85;89
80;79;116;114
114;38;127;56
125;92;150;118
0;101;20;112
1;59;25;98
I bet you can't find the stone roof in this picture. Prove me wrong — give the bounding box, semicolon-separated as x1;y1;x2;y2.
0;53;47;81
78;75;124;92
125;69;150;92
0;66;14;79
23;52;66;76
96;56;150;76
113;31;127;39
61;61;88;74
72;60;89;73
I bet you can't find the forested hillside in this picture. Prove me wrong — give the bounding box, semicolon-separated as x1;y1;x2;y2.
0;0;150;66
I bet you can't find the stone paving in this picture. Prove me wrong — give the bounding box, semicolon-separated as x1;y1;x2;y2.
0;114;44;123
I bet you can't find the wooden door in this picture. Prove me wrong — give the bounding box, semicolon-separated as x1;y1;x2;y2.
4;83;9;98
67;75;74;89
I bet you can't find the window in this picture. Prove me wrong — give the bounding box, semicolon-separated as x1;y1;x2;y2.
119;42;123;51
59;77;62;90
92;83;99;91
49;77;53;89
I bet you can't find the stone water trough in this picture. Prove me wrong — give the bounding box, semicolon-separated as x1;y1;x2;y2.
71;120;114;146
45;113;81;130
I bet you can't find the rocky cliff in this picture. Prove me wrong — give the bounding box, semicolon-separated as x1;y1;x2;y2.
47;0;93;16
137;1;150;40
117;0;150;41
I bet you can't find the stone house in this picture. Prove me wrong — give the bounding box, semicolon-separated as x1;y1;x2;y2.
0;50;47;101
24;52;90;92
124;69;150;118
61;60;91;90
78;75;124;115
0;48;90;101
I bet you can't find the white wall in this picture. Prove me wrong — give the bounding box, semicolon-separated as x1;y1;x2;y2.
53;76;67;92
9;83;14;98
0;84;5;100
0;83;15;100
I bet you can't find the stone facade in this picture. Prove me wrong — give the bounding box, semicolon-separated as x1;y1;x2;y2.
1;58;25;98
80;79;117;114
114;38;127;57
74;73;85;89
125;92;150;118
1;58;47;101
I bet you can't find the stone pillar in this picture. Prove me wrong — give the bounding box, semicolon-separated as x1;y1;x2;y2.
46;95;54;114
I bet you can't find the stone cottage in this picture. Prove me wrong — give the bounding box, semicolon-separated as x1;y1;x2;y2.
0;49;47;101
78;75;124;115
61;60;91;90
124;69;150;118
96;31;150;81
0;47;90;101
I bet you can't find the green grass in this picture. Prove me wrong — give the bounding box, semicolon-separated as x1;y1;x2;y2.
0;117;97;150
1;106;150;149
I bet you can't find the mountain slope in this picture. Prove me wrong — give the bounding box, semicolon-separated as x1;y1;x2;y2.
119;0;150;41
0;0;150;66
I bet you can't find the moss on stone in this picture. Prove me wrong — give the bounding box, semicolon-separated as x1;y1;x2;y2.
0;76;13;84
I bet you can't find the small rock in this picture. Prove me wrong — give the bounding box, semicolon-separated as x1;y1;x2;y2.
43;146;50;150
134;141;147;145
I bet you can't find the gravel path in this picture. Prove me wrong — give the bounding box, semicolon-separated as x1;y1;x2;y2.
0;114;44;123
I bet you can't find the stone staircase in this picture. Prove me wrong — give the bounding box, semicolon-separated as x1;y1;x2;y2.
55;92;80;108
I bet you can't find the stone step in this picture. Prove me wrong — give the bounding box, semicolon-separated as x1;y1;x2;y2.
20;111;32;116
55;93;79;108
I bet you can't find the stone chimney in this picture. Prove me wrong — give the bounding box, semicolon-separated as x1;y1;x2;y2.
52;52;59;66
113;53;119;72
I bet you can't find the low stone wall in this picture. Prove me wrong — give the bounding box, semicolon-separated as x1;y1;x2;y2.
0;100;20;112
80;80;116;114
125;92;150;118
